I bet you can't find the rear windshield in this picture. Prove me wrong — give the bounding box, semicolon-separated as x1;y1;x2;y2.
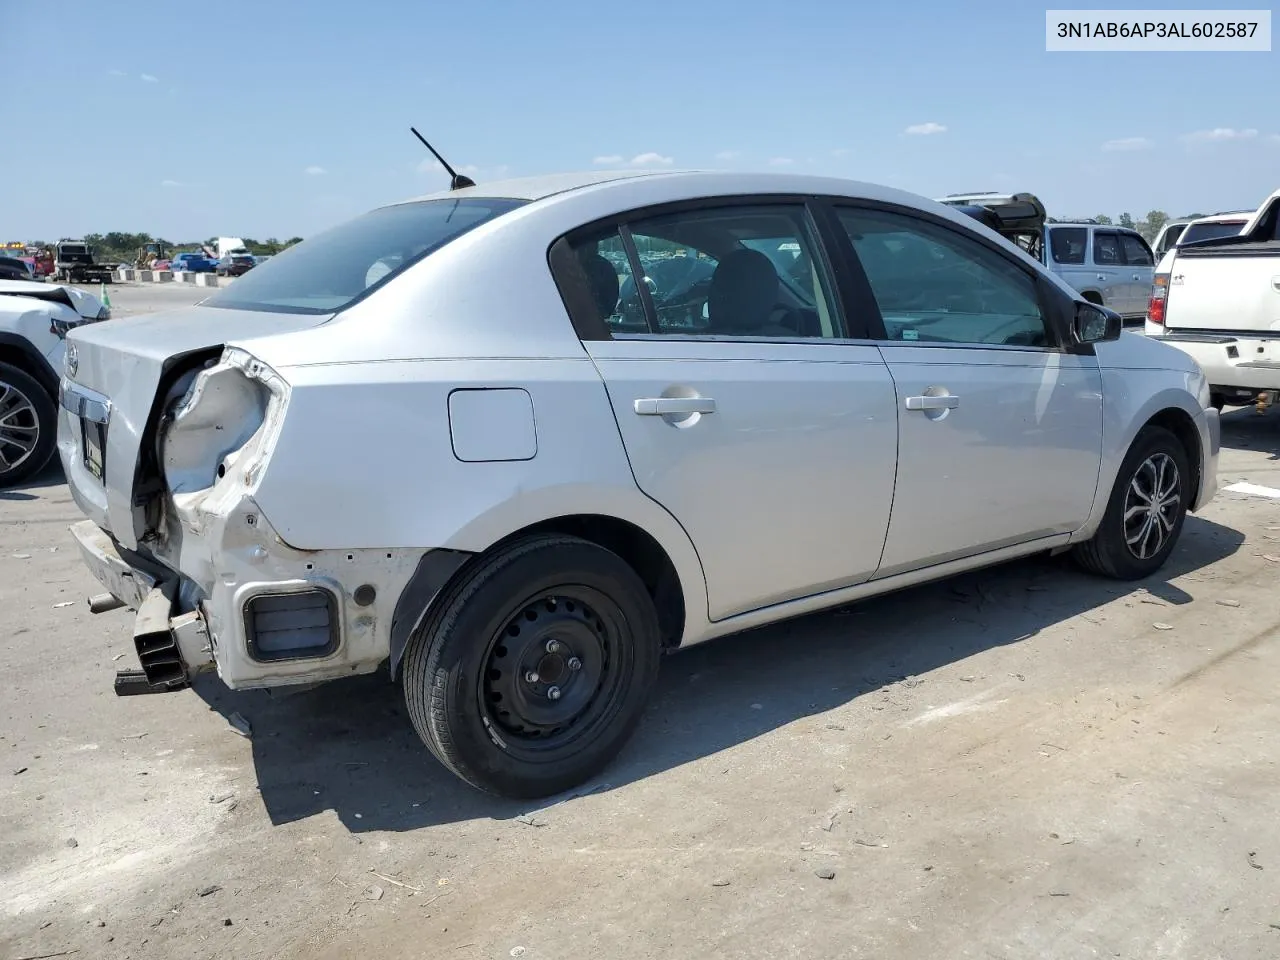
203;197;527;315
1180;220;1246;244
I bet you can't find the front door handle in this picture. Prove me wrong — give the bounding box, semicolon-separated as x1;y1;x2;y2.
905;395;960;411
634;397;717;416
1132;273;1142;281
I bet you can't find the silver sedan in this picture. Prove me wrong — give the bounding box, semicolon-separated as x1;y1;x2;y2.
59;170;1219;798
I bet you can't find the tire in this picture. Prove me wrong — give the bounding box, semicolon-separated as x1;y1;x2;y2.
402;534;662;799
1073;425;1191;580
0;362;57;487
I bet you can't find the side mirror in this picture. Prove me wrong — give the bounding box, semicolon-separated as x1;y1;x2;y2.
1073;301;1122;345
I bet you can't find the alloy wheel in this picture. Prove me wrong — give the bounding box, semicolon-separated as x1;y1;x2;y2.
0;380;40;475
1123;452;1181;561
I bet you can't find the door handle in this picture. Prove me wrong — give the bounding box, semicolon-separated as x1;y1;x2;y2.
905;395;960;411
1097;273;1107;281
634;397;717;416
1132;273;1142;281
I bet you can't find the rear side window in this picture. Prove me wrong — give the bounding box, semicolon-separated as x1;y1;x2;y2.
1049;227;1086;264
1120;233;1153;266
203;197;526;315
1092;232;1120;265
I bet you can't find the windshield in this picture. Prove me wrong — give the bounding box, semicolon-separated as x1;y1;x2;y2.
203;197;526;315
1180;220;1246;244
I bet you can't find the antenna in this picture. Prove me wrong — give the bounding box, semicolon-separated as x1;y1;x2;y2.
410;127;475;190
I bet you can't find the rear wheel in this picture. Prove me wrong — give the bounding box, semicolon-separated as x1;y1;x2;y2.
402;534;662;798
1074;425;1190;580
0;363;57;488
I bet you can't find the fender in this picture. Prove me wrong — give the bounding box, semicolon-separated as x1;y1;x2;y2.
379;483;712;680
0;331;58;396
443;481;710;641
1072;379;1208;542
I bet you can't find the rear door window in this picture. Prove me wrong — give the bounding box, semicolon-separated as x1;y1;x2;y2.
1049;227;1087;264
553;202;844;340
1092;231;1121;265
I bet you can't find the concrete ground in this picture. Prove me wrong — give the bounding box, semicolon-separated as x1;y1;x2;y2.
2;283;1279;959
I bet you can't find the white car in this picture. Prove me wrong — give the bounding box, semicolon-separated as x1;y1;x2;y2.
1146;190;1280;409
0;280;108;485
59;171;1220;798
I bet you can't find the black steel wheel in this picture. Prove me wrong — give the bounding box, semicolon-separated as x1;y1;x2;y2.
1074;425;1191;580
402;534;662;798
480;588;630;760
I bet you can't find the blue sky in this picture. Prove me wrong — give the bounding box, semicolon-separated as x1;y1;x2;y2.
3;0;1277;240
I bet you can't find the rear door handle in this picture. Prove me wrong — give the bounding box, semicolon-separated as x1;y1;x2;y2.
1097;273;1107;281
1132;273;1142;281
905;395;960;411
634;397;717;416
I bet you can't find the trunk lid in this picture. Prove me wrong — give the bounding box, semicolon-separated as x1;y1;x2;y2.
60;304;333;547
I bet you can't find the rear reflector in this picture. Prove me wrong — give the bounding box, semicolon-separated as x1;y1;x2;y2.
243;589;339;662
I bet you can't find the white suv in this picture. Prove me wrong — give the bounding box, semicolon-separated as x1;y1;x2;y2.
0;280;108;485
59;171;1219;798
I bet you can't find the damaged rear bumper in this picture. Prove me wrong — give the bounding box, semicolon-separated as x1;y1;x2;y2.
70;511;436;693
72;520;214;694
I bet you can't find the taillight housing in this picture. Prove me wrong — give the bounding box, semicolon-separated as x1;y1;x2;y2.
1148;273;1169;326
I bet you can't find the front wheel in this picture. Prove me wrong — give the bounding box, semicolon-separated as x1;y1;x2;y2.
1074;425;1191;580
402;534;662;798
0;363;57;487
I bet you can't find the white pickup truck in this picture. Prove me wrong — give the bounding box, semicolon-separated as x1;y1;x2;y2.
1146;188;1280;409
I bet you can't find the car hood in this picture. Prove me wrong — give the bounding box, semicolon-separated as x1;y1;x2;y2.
0;279;105;319
61;304;334;546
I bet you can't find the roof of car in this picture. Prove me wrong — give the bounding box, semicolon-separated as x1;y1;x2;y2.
394;169;944;208
399;169;674;204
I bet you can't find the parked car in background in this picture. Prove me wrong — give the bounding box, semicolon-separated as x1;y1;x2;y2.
1146;189;1280;410
1041;220;1155;323
937;197;1154;324
0;280;109;485
1152;220;1191;260
216;252;256;277
170;252;219;273
0;257;37;281
60;170;1219;799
